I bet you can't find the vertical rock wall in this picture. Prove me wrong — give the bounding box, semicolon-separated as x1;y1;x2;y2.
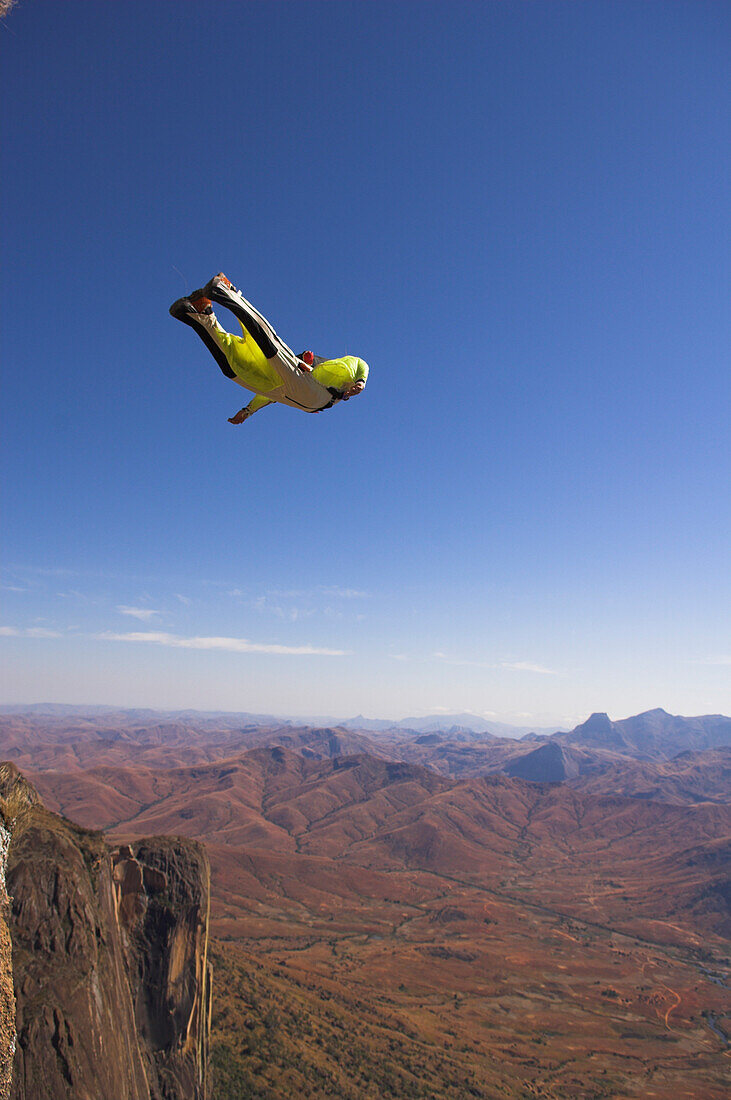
0;812;15;1100
0;764;211;1100
113;839;212;1100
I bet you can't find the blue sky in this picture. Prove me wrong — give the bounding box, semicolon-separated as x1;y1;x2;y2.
1;0;729;725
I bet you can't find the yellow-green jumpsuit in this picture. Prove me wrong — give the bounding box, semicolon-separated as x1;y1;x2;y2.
175;278;369;421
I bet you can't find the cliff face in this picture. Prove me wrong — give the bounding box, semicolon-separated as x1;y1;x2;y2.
0;807;15;1100
0;763;210;1100
113;839;212;1099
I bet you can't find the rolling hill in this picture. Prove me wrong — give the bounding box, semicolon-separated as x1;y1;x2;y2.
5;705;730;1098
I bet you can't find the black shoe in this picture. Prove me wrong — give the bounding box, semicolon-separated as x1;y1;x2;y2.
169;296;213;321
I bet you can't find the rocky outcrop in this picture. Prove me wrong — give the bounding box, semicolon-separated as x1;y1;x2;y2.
563;712;634;753
560;708;731;759
0;763;210;1100
0;804;15;1100
503;741;581;783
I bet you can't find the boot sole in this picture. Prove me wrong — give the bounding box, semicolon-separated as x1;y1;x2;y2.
169;297;212;323
169;297;195;319
202;274;238;302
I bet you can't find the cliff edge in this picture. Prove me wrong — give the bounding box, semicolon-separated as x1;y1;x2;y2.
0;763;210;1100
0;802;15;1100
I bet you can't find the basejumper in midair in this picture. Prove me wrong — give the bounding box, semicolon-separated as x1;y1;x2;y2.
170;274;369;424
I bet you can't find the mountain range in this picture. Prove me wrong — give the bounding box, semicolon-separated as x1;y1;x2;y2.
0;703;563;739
0;704;728;1098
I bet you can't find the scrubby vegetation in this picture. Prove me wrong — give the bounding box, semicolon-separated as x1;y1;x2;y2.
210;943;492;1099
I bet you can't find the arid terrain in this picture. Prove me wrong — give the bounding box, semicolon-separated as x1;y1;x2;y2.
2;707;729;1099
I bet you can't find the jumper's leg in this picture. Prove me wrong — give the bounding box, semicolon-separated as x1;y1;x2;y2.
170;295;283;396
201;274;296;364
169;297;237;379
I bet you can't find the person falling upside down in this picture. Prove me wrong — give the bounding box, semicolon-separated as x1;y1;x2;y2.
170;274;369;424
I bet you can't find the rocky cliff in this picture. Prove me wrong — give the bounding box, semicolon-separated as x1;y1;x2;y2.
0;803;15;1100
0;763;210;1100
113;839;211;1100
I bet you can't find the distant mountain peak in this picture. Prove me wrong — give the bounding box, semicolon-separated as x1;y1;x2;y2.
564;712;632;751
563;709;731;760
503;741;580;783
583;712;613;729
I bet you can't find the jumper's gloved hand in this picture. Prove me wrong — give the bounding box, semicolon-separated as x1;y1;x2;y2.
228;407;250;424
298;350;315;372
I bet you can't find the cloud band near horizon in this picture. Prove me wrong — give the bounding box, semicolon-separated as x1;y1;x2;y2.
95;630;350;657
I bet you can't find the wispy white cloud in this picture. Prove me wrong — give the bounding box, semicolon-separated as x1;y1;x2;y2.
265;586;370;601
14;566;80;577
175;594;192;605
431;652;559;675
95;630;349;657
2;586;28;593
500;661;559;676
116;606;161;621
322;608;366;623
253;596;313;622
318;586;370;599
0;626;63;638
431;652;491;669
